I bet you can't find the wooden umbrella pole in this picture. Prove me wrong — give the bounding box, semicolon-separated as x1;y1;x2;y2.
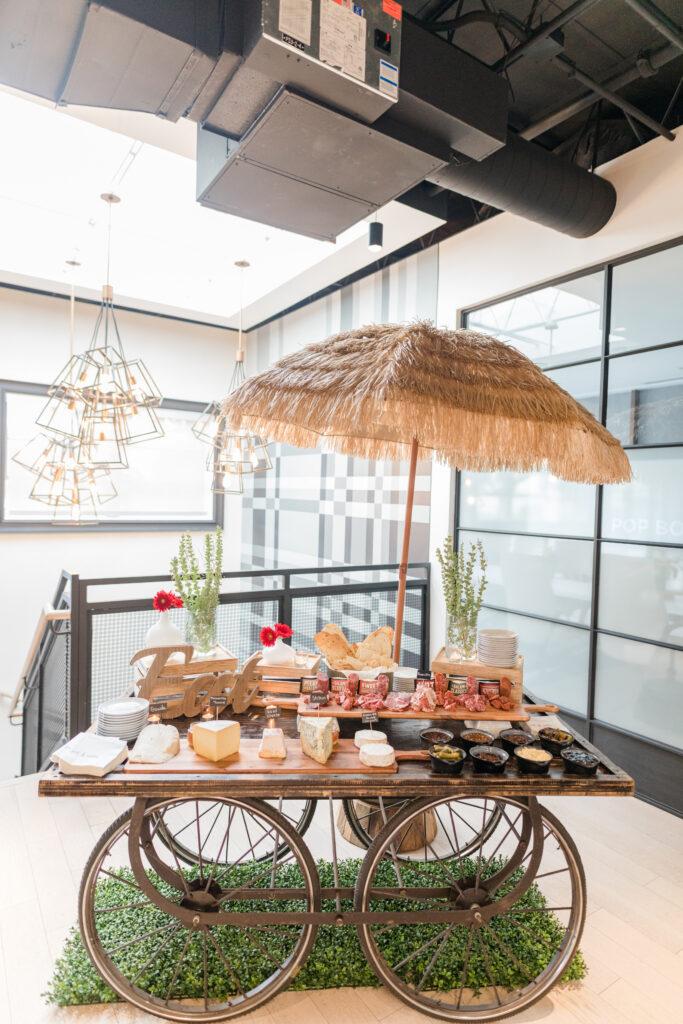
393;437;419;664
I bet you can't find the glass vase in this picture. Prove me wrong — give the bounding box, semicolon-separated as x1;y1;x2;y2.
185;606;217;656
445;614;478;662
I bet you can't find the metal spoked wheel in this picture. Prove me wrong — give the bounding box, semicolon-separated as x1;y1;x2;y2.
79;797;320;1022
155;798;317;865
354;796;586;1021
341;797;504;861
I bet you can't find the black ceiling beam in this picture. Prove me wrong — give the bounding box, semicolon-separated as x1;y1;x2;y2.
624;0;683;52
520;42;682;139
493;0;604;72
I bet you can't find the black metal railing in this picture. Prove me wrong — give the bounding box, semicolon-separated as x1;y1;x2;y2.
21;562;430;773
20;571;72;775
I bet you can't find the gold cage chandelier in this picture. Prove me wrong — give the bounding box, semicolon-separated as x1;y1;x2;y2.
11;261;117;524
192;259;271;494
12;194;164;522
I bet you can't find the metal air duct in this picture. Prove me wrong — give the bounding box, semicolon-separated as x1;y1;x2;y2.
425;132;617;238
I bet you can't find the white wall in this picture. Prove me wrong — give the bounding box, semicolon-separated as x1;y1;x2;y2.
0;288;239;777
428;129;683;656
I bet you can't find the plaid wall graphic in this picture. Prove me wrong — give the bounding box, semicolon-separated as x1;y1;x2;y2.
239;248;438;666
241;247;438;572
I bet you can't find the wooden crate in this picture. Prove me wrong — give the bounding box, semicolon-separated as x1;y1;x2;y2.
431;649;524;705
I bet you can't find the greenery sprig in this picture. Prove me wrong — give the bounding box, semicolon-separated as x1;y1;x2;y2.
170;528;223;621
435;536;487;652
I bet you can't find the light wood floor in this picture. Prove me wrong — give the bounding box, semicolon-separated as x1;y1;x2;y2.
1;775;682;1024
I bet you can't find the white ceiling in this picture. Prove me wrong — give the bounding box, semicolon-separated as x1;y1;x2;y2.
0;87;443;329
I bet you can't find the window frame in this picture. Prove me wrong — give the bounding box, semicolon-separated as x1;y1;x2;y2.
0;379;224;532
455;234;683;808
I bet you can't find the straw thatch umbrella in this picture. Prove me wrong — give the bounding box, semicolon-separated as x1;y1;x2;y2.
222;321;631;661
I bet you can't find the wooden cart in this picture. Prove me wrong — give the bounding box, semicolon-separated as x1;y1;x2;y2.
39;710;633;1023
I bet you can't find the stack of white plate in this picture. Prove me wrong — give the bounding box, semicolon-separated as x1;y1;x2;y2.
477;629;518;667
96;697;149;740
392;668;417;692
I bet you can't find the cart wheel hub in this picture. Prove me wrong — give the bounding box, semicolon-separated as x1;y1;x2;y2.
452;885;490;909
180;877;223;910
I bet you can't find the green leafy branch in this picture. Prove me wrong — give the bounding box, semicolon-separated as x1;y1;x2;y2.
435;536;487;650
170;528;223;622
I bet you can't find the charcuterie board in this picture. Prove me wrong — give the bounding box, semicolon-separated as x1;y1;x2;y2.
296;698;530;721
123;737;399;774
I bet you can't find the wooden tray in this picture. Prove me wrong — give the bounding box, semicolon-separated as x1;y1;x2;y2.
296;698;529;722
123;737;398;774
431;649;523;704
255;653;321;678
135;644;239;677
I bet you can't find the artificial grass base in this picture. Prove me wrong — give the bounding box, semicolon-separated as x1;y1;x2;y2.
46;857;585;1007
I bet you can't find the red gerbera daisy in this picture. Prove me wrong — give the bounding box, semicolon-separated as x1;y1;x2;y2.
260;626;277;647
153;590;183;612
274;622;293;639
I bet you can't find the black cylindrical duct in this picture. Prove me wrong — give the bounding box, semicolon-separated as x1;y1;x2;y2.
425;133;617;238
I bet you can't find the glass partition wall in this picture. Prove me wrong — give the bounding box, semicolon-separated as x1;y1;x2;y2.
460;237;683;814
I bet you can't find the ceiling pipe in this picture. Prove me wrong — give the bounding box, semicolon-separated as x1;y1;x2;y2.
431;8;676;142
493;0;604;72
520;42;681;138
623;0;683;51
554;54;675;139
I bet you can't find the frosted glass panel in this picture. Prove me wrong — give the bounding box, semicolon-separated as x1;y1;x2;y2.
460;470;595;538
606;343;683;445
546;360;600;418
467;272;604;369
461;530;592;625
610;244;683;352
478;608;589;715
595;634;683;749
602;448;683;543
599;543;683;646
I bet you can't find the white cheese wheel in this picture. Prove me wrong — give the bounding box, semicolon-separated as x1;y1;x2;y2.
359;742;395;767
353;729;387;748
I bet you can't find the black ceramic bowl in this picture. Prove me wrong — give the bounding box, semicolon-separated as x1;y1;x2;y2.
470;745;509;775
514;745;553;775
538;727;575;757
499;728;531;757
561;747;600;776
428;744;466;775
420;727;454;747
460;728;495;753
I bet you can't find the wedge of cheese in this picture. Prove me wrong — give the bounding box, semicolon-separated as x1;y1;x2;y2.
192;720;240;762
299;716;335;765
259;727;287;759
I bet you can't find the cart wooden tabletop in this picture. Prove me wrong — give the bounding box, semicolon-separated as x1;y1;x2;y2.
39;709;634;800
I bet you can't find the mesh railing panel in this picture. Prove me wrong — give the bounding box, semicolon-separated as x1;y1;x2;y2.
40;628;69;764
90;600;279;711
21;625;70;774
291;587;424;669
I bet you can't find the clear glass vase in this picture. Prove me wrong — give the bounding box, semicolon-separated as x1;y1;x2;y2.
445;614;478;662
185;606;217;656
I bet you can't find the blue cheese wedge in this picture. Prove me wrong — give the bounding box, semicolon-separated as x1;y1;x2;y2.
299;716;335;765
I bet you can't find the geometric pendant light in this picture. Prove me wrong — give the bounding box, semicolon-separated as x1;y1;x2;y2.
192;259;271;494
12;195;164;522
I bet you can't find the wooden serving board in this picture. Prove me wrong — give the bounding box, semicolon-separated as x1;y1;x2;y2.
296;698;529;722
123;737;398;774
256;653;321;678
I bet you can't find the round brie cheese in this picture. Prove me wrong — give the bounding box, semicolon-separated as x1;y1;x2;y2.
354;728;387;748
359;742;395;767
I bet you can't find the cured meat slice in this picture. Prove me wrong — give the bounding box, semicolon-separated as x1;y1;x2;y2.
411;681;437;713
384;692;411;711
359;693;385;711
463;693;487;713
443;690;466;710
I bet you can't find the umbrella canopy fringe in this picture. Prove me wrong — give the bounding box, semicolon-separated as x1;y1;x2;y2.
220;321;632;485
